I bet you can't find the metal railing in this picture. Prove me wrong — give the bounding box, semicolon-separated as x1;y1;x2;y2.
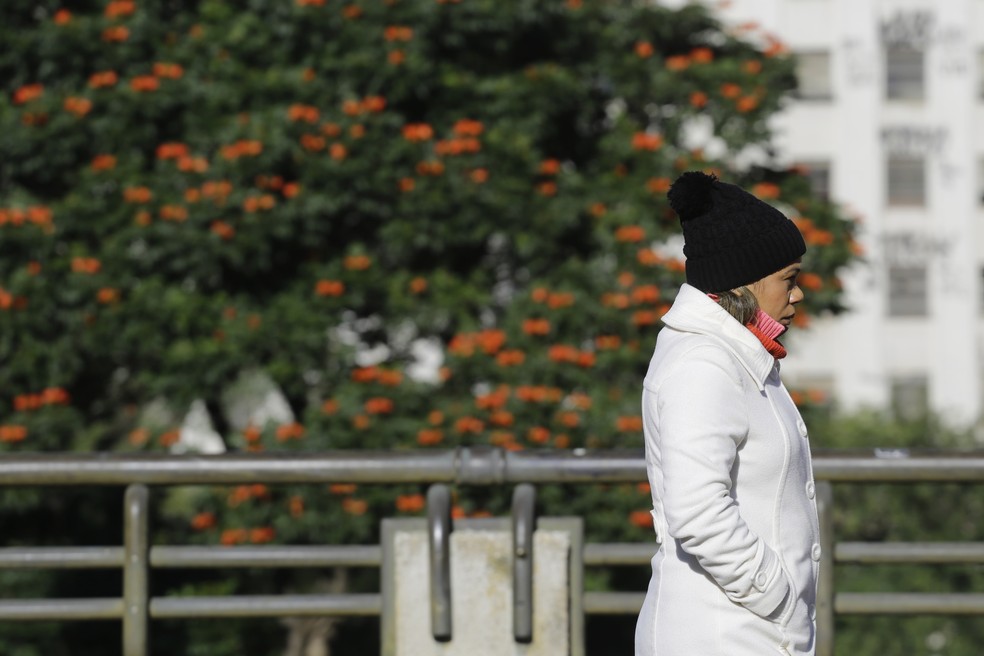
0;448;982;655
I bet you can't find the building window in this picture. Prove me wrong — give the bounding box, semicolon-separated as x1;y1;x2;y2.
798;160;831;202
885;45;924;100
794;51;832;100
886;155;925;206
887;265;927;317
890;376;928;421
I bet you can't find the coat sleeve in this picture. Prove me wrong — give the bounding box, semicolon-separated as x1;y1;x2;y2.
649;345;790;618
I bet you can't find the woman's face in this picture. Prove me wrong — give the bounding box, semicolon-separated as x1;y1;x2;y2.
748;260;804;327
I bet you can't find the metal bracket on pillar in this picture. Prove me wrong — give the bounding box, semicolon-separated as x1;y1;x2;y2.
512;483;536;644
427;484;453;642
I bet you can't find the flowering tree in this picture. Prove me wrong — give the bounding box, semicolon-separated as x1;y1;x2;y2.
0;0;858;653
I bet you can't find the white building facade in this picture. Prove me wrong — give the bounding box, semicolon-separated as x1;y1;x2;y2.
670;0;984;427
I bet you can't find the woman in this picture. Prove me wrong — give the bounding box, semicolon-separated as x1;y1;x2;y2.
635;171;820;655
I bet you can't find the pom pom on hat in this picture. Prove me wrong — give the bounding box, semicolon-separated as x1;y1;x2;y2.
667;171;716;222
666;170;806;293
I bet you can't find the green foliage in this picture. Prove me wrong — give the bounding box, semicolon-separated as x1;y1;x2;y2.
0;0;865;653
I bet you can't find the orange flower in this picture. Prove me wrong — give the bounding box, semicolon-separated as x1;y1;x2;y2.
88;71;119;89
522;318;550;336
409;277;428;294
210;221;235;240
806;230;834;246
220;528;247;545
798;272;823;291
398;177;415;192
101;26;130;42
351;366;378;383
297;0;326;5
665;55;690;71
577;351;596;368
495;349;525;367
646;177;671;194
301;134;326;151
160;205;189;222
130;76;159;92
635;41;654;58
342;4;363;19
71;257;101;274
350;124;365;138
384;26;414;41
632;285;661;304
0;425;28;443
469;168;489;184
629;510;653;528
275;422;305;441
128;428;149;446
557;411;580;428
353;414;370;430
631;132;663;151
53;9;72;24
539;159;561;175
452;119;484;136
616;416;643;432
402;123;434;142
91;154;117;171
96;288;119;304
344;255;371;270
314;279;344;297
454;416;485;434
736;96;759;113
417;429;444;446
527;426;551;444
63;97;93;117
538;181;557;196
720;83;742;99
595;335;622;350
589;202;607;218
342;498;368;515
152;62;184;79
396;494;426;512
26;261;41;276
329;483;357;495
287;104;320;123
220;140;263;159
388;50;406;65
489;411;514;427
157;142;189;160
744;60;763;74
362;95;386;112
689;91;708;108
365;397;394;415
328;143;347;161
159;430;181;447
191;512;216;531
615;225;645;242
601;292;629;309
250;527;276;544
13;83;43;105
751;182;780;199
378;370;403;386
690;47;714;63
632;310;659;326
105;0;136;18
416;161;445;176
289;495;305;518
546;291;575;308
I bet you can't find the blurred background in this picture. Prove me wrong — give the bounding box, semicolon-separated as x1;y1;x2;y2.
0;0;982;654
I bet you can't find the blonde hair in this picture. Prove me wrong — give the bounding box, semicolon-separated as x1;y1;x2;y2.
716;286;758;325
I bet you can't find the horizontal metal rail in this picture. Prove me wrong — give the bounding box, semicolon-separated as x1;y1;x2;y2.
835;593;984;614
150;594;381;618
836;542;984;564
0;449;982;486
0;599;124;620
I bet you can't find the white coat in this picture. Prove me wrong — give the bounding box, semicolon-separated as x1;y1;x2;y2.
635;284;820;655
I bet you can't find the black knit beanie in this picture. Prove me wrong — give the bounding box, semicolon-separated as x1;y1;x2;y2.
667;171;806;293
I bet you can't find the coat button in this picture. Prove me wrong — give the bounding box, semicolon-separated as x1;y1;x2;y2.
806;481;816;499
755;571;768;589
811;544;822;562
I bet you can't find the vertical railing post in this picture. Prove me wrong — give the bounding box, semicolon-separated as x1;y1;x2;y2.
816;481;834;656
426;484;452;642
123;484;150;656
511;483;536;644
